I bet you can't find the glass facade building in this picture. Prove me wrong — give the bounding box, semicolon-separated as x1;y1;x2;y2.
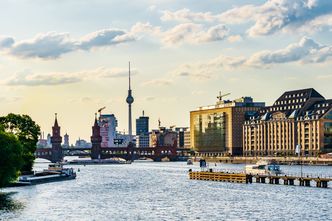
193;112;226;152
190;96;265;156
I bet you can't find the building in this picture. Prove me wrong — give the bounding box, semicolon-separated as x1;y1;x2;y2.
99;114;118;148
150;127;177;147
190;95;265;156
75;138;92;148
175;127;189;148
136;111;149;135
184;130;191;149
136;134;150;148
47;133;52;147
243;88;332;157
63;133;69;148
136;111;150;148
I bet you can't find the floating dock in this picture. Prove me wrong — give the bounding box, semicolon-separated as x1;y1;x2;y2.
188;170;332;188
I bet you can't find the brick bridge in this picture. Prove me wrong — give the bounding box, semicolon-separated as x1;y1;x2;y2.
35;115;191;162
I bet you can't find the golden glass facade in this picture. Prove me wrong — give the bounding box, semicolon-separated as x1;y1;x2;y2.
190;97;264;156
193;112;226;152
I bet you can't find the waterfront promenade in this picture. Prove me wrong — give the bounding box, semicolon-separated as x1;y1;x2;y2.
1;161;331;221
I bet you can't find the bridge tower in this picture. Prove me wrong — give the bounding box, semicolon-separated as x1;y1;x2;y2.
91;113;102;159
51;113;63;163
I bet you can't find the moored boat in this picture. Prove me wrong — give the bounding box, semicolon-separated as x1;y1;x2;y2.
245;160;282;175
17;163;76;185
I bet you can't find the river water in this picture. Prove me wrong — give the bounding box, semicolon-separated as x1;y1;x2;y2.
1;161;332;221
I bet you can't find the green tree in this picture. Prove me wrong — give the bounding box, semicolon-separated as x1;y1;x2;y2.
0;114;40;172
0;130;23;187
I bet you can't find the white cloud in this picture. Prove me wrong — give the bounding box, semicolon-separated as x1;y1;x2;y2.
0;29;133;59
5;70;82;86
9;32;76;59
79;29;134;50
162;23;228;46
161;1;332;37
227;35;242;43
246;37;331;66
219;0;332;36
3;67;136;86
218;5;256;24
161;8;215;22
171;37;332;78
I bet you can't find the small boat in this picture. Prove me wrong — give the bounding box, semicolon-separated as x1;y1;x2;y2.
187;159;193;165
16;163;76;185
68;158;130;165
245;160;282;175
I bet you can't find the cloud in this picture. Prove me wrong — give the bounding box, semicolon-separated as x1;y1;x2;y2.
162;23;228;46
0;96;22;102
141;79;173;87
246;36;332;66
5;70;82;86
161;1;332;37
227;35;242;43
0;36;14;48
9;32;76;59
0;29;134;59
79;29;134;50
3;67;136;86
219;0;332;36
317;74;332;79
171;37;332;78
161;8;215;22
95;67;137;78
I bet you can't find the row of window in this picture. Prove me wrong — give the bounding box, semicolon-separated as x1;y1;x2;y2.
285;93;305;98
275;98;306;105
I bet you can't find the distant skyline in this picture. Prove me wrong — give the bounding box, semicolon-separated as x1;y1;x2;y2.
1;0;332;140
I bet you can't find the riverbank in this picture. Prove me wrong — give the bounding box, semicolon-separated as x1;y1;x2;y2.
193;156;332;165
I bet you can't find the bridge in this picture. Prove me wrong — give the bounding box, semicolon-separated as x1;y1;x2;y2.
35;115;193;163
35;146;192;162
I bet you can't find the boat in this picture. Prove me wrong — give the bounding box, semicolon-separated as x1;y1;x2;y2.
187;159;193;165
245;160;282;175
68;158;130;165
17;163;76;185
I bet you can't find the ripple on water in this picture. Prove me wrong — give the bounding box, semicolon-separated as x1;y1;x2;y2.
0;162;332;221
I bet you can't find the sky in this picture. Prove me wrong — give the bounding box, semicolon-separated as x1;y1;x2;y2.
1;0;332;143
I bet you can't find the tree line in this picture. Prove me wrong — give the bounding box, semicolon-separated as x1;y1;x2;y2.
0;113;40;187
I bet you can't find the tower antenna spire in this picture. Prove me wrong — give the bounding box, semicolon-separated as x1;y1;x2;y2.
129;61;131;90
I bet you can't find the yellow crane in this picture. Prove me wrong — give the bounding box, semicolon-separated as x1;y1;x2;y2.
217;91;231;102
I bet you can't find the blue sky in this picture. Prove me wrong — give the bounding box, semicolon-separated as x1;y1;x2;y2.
1;0;332;143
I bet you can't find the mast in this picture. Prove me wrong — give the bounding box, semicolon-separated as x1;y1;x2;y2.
126;61;134;142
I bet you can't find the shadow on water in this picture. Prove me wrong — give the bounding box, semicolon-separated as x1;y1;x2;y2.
0;192;24;212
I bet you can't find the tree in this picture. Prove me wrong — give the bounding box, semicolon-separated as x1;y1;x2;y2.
0;114;40;172
0;130;23;187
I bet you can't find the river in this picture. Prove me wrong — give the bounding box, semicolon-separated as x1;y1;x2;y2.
1;161;332;221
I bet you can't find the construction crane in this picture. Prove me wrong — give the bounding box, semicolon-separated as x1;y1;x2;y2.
98;106;106;117
217;91;231;102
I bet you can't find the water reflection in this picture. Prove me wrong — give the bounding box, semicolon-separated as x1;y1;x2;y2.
0;192;24;212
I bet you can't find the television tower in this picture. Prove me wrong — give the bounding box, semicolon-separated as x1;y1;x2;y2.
126;62;134;142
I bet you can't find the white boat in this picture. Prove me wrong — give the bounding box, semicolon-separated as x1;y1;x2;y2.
245;160;282;175
17;163;76;185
